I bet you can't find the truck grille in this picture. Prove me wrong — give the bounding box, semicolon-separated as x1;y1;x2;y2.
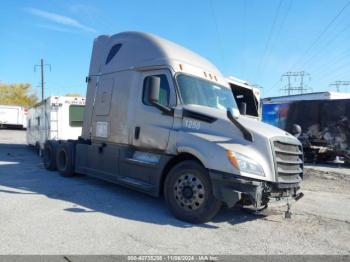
272;138;303;184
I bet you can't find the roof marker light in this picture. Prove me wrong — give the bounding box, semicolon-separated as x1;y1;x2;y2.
179;64;183;70
204;72;207;77
209;73;212;79
214;76;218;81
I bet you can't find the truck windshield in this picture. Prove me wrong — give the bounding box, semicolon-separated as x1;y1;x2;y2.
177;74;238;111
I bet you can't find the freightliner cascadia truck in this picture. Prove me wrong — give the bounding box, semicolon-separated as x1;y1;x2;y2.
43;32;304;223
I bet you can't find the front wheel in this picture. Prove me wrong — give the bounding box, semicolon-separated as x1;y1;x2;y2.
164;160;222;224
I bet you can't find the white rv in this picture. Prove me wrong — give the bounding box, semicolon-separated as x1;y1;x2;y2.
0;105;27;129
226;76;261;119
27;96;85;151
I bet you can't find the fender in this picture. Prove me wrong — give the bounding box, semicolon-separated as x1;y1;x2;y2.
176;146;209;168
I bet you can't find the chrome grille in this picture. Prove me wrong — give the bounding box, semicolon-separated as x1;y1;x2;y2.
272;138;303;184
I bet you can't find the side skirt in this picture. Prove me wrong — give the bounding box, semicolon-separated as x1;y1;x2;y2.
74;142;172;197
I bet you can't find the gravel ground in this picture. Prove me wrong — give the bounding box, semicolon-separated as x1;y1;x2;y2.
0;129;349;255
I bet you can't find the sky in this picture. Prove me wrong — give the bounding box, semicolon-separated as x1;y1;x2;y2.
0;0;349;98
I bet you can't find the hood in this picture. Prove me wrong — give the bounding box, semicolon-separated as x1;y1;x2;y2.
182;104;295;141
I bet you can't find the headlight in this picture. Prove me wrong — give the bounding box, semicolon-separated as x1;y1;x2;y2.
227;151;265;176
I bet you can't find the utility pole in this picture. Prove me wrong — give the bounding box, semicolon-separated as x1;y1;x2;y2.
329;81;350;92
280;71;311;95
34;59;51;101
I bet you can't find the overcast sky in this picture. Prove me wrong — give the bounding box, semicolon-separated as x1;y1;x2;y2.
1;0;349;98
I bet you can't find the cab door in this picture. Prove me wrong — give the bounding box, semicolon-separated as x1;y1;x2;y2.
131;69;176;151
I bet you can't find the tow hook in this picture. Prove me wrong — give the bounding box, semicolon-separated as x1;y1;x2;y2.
295;192;304;201
285;192;304;219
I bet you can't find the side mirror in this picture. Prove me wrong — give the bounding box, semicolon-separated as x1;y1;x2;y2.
146;76;161;103
145;75;172;115
227;107;240;119
239;102;247;115
291;124;302;138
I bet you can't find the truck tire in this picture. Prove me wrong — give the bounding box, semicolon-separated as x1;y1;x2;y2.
43;140;58;171
164;160;222;224
56;142;75;177
35;142;41;156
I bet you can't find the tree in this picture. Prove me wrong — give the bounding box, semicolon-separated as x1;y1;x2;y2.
65;93;82;97
0;83;38;107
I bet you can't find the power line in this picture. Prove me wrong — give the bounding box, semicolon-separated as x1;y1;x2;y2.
273;0;294;45
34;58;51;101
329;81;350;92
287;1;350;71
241;0;248;79
310;47;350;76
261;0;294;77
280;71;311;95
256;0;283;81
269;2;350;93
313;56;350;84
209;0;227;72
296;20;350;71
316;60;350;84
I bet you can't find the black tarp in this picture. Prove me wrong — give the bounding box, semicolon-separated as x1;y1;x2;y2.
284;99;350;161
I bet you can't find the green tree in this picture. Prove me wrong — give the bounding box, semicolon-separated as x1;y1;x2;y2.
0;83;38;107
65;93;82;97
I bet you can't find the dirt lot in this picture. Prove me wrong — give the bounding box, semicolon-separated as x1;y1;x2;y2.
0;129;349;254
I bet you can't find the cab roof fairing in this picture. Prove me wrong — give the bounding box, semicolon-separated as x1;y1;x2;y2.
88;31;228;87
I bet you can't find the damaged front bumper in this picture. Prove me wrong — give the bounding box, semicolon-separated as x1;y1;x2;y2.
209;170;303;209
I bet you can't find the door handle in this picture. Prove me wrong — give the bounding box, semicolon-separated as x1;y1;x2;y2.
134;126;140;140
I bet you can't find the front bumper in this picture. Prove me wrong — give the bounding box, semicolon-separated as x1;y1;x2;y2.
209;170;303;208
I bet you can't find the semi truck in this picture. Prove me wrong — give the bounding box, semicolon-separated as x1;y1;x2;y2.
27;96;85;153
43;32;304;223
0;105;27;129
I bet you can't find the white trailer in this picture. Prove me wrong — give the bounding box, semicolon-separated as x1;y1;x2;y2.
0;105;27;129
262;91;350;104
27;96;85;151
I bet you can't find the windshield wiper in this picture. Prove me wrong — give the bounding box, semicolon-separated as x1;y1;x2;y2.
227;109;254;142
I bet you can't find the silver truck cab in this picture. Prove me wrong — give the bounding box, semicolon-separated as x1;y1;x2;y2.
43;32;303;223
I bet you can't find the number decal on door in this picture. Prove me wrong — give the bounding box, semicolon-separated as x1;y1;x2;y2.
184;119;200;130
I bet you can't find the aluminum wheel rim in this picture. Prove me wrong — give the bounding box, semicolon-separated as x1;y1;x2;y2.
174;173;205;210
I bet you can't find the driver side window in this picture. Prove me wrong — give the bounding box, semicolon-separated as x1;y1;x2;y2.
142;74;170;107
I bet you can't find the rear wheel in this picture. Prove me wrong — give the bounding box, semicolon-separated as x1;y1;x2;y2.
56;142;75;177
164;160;222;224
43;140;58;171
